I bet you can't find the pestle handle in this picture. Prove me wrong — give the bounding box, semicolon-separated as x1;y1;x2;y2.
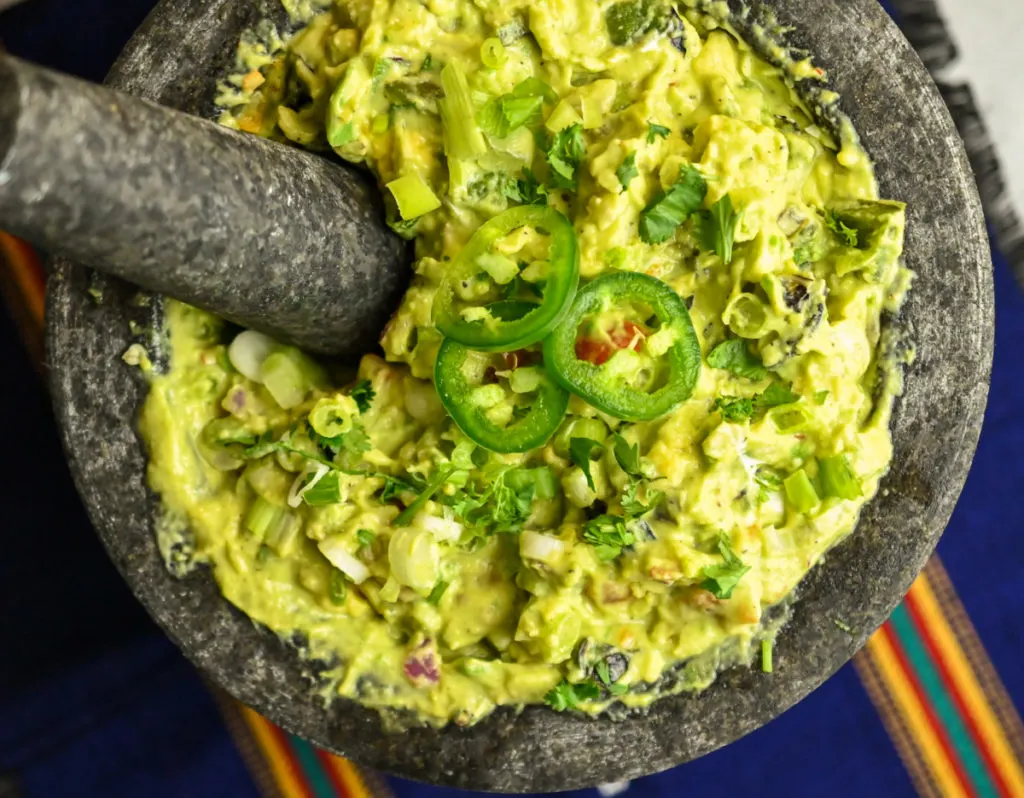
0;54;408;357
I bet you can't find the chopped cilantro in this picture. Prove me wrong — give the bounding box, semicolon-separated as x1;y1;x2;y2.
350;379;376;413
699;534;750;599
478;94;544;139
503;168;548;205
316;422;372;459
620;479;663;518
825;210;860;247
713;396;755;422
696;194;739;263
569;437;605;491
450;467;536;538
546;124;586;191
545;679;601;711
611;434;644;478
638;165;707;244
713;382;800;422
646;122;671;143
616;151;639;192
595;661;629;696
582;514;637;561
706;339;768;380
356;529;376;548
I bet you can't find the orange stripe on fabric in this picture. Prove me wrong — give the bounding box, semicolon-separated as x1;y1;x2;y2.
905;589;1015;798
0;232;45;328
911;574;1024;797
854;646;944;798
924;561;1024;765
322;753;373;798
867;625;973;798
205;688;285;798
880;622;979;797
240;706;314;798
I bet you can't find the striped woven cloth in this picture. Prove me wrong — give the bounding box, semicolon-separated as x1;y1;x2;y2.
1;1;1022;796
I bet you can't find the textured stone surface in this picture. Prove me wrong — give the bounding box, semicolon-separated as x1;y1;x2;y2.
0;54;406;357
45;0;993;791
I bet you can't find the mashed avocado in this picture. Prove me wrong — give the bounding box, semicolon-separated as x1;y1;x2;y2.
139;0;910;727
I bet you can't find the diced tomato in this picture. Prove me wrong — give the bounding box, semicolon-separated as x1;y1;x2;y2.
575;320;647;366
575;338;614;365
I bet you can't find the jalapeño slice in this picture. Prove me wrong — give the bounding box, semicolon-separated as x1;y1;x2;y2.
434;322;569;453
543;271;700;422
432;205;579;352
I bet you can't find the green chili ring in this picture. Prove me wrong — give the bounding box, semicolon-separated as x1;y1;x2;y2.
432;205;579;352
543;271;701;422
434;337;569;454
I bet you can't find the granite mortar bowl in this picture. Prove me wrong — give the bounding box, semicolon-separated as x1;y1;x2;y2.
45;0;993;791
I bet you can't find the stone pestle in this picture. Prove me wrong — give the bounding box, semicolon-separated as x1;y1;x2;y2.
0;54;409;357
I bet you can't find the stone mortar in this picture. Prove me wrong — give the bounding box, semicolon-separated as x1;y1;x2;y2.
45;0;993;791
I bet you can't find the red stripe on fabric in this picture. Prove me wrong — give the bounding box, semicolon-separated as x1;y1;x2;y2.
266;722;316;798
880;622;980;798
904;591;1015;798
314;748;350;797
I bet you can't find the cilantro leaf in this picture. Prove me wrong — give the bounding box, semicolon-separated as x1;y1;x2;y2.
356;529;376;548
814;390;830;405
611;434;644;478
700;534;750;599
620;479;663;518
825;210;859;247
706;339;768;380
546;124;587;191
696;194;739;263
450;467;536;538
646;122;671;144
713;382;800;422
582;514;637;561
594;661;629;696
570;437;605;491
380;475;418;503
350;379;376;413
757;382;799;408
316;422;372;459
545;680;601;711
713;396;755;422
503;168;548;205
394;466;457;526
616;151;638;192
638;165;707;244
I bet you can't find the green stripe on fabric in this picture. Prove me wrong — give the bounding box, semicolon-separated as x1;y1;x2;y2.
288;733;337;798
890;605;1000;798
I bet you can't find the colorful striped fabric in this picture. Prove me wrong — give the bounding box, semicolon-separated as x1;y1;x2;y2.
3;233;1022;798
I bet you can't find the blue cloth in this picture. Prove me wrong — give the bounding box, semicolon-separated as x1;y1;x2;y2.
0;2;1019;796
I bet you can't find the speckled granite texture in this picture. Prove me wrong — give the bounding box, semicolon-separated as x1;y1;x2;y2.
0;54;406;357
45;0;993;791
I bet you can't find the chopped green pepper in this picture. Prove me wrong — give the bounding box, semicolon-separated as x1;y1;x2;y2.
434;335;569;453
432;206;579;351
543;271;700;421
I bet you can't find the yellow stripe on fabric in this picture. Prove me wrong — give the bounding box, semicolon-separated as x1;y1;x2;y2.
913;574;1024;797
867;630;971;798
239;706;310;798
924;561;1024;764
854;647;944;798
324;754;373;798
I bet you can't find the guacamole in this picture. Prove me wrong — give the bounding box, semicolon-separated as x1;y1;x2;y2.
139;0;911;727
